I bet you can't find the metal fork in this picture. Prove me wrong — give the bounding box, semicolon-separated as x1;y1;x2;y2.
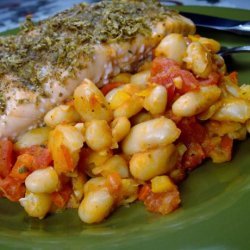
218;45;250;57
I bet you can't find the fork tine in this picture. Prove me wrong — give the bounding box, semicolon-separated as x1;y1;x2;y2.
219;46;250;57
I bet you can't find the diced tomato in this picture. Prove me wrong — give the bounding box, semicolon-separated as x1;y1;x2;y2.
201;135;216;157
150;57;200;103
9;154;33;181
199;72;220;86
106;172;122;203
228;71;238;84
143;187;181;215
60;145;74;172
215;135;233;162
107;172;122;193
101;82;124;95
151;57;179;76
208;135;233;163
221;135;233;153
202;134;233;163
52;144;74;174
178;118;207;170
51;184;72;208
19;145;52;170
89;94;99;108
49;128;76;174
182;142;206;170
0;176;25;202
65;99;74;106
177;117;206;145
77;147;92;173
178;69;200;94
169;163;186;184
151;69;175;84
138;184;151;201
0;139;14;178
9;146;52;181
151;71;176;103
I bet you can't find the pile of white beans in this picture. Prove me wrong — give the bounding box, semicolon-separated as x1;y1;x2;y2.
15;33;250;223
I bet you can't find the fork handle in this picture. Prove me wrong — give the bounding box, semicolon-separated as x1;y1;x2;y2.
230;21;250;36
219;46;250;57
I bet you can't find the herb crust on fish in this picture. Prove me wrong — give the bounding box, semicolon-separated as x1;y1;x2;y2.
0;0;195;138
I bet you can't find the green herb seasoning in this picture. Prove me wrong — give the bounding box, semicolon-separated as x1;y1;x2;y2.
18;165;29;174
0;92;6;114
0;0;175;114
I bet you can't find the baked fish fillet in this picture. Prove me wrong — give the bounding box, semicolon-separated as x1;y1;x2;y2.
0;0;195;139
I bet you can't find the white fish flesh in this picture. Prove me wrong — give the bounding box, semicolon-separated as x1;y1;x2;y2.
0;0;195;139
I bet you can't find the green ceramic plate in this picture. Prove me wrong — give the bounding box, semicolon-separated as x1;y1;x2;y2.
0;5;250;250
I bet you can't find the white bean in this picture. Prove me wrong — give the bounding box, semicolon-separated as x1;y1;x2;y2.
74;123;85;135
50;125;84;152
113;95;143;118
93;155;129;178
105;87;123;104
143;85;167;115
130;111;153;125
19;192;52;219
108;89;131;110
44;105;80;128
78;189;114;224
155;34;187;64
172;85;221;117
130;70;151;88
121;83;143;95
122;117;180;155
25;167;59;194
72;172;87;201
197;37;221;53
106;84;141;106
74;79;113;122
14;127;51;150
129;144;178;181
48;125;84;173
211;97;250;123
83;150;113;177
206;120;246;140
184;42;212;78
120;179;139;205
85;120;112;151
240;84;250;101
83;177;107;194
111;73;131;84
111;117;131;143
220;76;241;98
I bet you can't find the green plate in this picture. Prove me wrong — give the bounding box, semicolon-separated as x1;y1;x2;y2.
0;5;250;250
